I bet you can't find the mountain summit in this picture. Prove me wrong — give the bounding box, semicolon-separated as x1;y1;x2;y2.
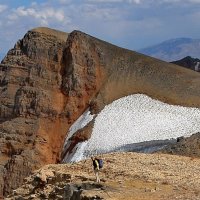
139;38;200;61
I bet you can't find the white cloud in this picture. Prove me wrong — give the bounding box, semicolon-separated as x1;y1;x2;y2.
86;0;142;3
31;2;38;6
87;0;123;2
7;6;70;27
154;0;200;3
59;0;72;3
127;0;141;3
87;0;200;4
81;4;124;21
16;7;64;21
85;0;200;6
0;4;7;13
190;0;200;2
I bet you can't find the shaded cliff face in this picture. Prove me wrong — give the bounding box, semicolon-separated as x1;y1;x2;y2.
1;27;200;197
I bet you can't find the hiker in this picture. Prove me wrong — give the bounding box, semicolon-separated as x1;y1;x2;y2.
91;157;103;183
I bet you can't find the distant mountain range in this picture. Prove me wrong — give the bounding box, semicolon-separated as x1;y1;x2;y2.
139;38;200;61
171;56;200;72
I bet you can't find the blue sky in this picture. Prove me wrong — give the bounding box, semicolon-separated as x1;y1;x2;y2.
1;0;200;57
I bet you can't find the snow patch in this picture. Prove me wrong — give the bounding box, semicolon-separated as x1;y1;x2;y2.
195;62;200;71
66;109;94;141
84;94;200;156
63;94;200;162
62;141;88;163
62;109;94;162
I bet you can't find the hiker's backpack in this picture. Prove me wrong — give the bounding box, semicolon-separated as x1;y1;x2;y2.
97;159;103;169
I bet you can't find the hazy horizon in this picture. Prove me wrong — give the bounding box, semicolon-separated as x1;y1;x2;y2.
1;0;200;59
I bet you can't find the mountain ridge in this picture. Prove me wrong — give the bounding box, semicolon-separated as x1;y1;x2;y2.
139;37;200;61
171;56;200;72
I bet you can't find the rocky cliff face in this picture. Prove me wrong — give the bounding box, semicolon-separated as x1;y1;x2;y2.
0;27;104;197
0;27;67;196
1;27;200;197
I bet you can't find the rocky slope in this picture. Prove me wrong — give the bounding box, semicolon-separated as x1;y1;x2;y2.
171;56;200;72
0;27;200;197
5;152;200;200
160;132;200;158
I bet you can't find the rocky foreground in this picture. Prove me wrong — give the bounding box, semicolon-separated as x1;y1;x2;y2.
6;152;200;200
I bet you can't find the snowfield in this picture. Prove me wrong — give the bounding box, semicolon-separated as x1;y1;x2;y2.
63;94;200;162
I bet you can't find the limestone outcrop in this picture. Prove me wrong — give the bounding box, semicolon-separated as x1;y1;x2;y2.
0;27;200;197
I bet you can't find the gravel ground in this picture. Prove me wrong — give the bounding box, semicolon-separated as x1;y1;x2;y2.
7;152;200;199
